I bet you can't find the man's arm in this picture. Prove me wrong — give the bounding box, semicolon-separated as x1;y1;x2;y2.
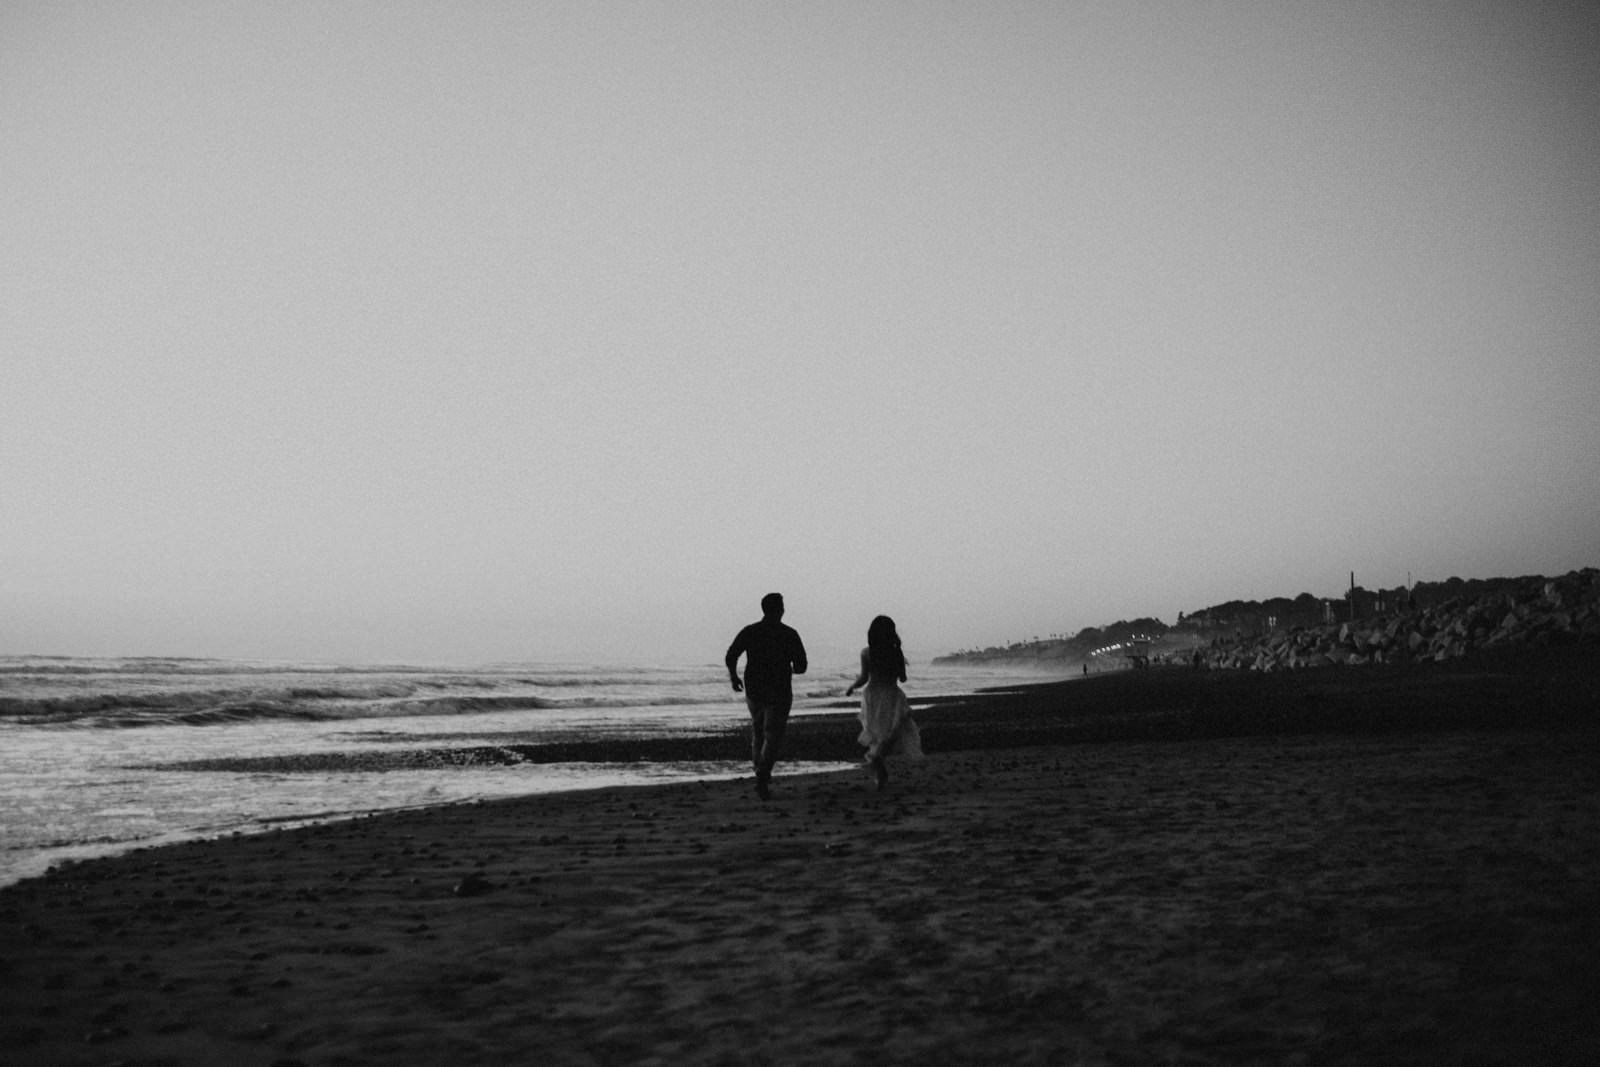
790;630;807;676
725;630;746;692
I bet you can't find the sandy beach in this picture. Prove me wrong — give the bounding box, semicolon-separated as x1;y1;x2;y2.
3;647;1598;1066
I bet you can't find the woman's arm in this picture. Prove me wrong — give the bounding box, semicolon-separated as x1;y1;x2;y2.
845;649;870;695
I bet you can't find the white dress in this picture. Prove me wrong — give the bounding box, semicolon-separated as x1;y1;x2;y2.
855;649;924;761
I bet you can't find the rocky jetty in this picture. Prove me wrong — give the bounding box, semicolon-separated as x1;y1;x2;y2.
1195;568;1600;672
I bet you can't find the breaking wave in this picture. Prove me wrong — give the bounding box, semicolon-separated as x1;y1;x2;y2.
0;657;736;728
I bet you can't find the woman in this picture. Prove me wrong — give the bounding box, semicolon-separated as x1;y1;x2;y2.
845;615;924;789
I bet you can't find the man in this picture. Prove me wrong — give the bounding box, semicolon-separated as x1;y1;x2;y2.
725;592;808;800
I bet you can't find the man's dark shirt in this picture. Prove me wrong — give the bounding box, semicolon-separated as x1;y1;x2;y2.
726;619;808;704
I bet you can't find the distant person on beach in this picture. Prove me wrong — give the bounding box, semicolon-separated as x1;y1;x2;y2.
845;615;924;790
726;592;808;800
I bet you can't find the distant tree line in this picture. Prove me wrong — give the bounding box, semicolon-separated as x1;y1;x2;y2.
1177;576;1539;638
942;617;1167;662
937;574;1547;664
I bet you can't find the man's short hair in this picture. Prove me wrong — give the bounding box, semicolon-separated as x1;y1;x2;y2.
760;592;784;615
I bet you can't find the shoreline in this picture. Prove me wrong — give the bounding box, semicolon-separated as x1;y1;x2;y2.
0;667;1041;889
129;642;1600;773
3;647;1597;1064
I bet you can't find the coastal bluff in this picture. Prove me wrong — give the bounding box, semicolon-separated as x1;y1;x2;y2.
935;568;1600;673
1194;568;1600;672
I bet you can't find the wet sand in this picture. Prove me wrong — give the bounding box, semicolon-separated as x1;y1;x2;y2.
2;648;1598;1065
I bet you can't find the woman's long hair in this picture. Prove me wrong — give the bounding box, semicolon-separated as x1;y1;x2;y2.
866;615;906;683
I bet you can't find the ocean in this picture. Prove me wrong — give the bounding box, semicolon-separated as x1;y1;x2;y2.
0;655;1040;886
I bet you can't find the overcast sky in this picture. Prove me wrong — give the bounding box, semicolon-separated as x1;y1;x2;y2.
4;2;1597;667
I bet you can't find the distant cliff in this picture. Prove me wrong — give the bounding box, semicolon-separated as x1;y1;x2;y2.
1192;569;1599;671
934;569;1600;671
931;617;1169;670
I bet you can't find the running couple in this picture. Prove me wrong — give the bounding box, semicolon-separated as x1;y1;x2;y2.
725;593;923;799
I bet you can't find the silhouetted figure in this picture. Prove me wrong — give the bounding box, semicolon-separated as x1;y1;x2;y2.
846;615;923;790
725;593;807;800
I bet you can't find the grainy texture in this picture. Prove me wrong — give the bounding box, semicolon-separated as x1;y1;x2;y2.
2;649;1597;1066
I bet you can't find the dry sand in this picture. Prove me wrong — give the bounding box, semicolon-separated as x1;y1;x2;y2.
3;649;1598;1066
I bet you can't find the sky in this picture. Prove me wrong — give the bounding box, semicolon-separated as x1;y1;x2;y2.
3;2;1598;667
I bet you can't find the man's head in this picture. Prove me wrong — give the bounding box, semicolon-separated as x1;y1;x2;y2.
760;592;784;620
